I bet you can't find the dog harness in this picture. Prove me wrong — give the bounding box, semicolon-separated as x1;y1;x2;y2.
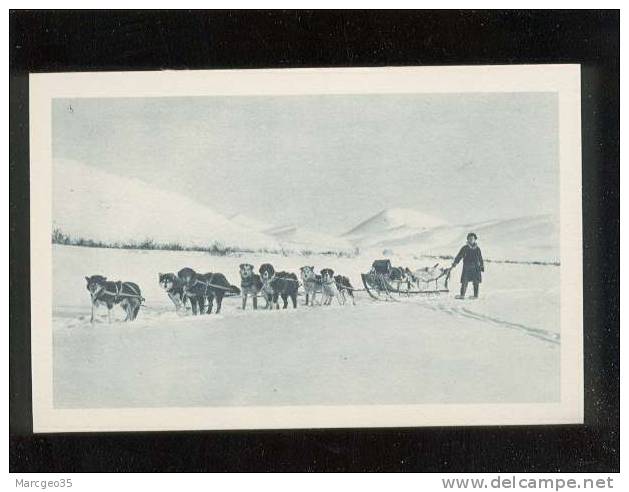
261;274;275;294
190;273;239;293
303;272;322;284
321;278;336;287
240;275;256;289
92;282;144;303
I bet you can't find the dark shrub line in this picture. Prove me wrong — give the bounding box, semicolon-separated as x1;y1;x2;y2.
51;228;357;258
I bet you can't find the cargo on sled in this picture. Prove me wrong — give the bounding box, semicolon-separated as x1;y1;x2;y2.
360;259;451;301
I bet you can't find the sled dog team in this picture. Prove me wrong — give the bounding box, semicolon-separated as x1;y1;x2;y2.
85;234;483;323
86;263;356;323
160;264;356;313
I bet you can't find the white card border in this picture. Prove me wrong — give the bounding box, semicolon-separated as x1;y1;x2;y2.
29;65;583;432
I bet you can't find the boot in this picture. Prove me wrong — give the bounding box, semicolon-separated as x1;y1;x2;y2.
456;282;468;299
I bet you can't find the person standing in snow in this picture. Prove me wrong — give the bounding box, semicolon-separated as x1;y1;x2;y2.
451;232;484;299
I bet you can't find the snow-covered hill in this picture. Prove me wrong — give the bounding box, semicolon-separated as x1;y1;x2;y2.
52;160;355;255
231;214;354;254
268;225;354;253
343;208;448;247
52;161;557;261
229;213;273;233
377;214;559;262
53;159;284;251
345;208;559;263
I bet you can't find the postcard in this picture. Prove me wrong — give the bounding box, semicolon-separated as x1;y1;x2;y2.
29;65;583;432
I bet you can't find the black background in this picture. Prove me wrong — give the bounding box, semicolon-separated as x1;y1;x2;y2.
9;10;619;472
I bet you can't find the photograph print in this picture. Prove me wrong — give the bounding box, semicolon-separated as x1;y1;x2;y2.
29;66;583;432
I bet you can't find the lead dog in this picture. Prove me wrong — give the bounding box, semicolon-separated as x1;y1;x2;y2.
239;263;263;310
334;275;356;305
259;263;298;309
85;275;143;323
320;268;344;305
177;267;240;315
299;266;322;306
158;272;188;313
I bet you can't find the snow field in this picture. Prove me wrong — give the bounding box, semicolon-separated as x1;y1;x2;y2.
52;245;560;408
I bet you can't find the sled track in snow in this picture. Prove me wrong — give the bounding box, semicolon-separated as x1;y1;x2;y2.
458;307;560;344
56;290;560;346
417;301;560;345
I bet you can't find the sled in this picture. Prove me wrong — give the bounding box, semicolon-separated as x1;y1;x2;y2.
361;259;450;301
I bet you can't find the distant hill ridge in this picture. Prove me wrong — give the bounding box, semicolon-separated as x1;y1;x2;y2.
344;207;448;238
344;208;559;263
53;160;353;255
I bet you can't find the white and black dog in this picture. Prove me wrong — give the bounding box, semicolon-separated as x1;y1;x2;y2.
320;268;344;305
389;266;413;293
259;263;299;309
158;272;187;313
177;267;240;315
239;263;263;310
299;265;322;306
85;275;143;323
334;275;356;305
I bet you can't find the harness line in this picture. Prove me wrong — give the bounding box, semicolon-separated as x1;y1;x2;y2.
94;282;145;303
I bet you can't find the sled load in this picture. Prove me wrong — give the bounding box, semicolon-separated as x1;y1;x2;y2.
361;259;451;301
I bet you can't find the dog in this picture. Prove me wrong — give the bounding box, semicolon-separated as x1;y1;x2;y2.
299;266;323;306
334;275;356;305
259;263;298;309
389;266;412;294
85;275;143;323
320;268;344;305
177;267;240;315
158;272;188;312
404;267;418;284
259;263;277;309
239;263;263;310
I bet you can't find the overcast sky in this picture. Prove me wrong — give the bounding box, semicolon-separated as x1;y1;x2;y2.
53;93;558;234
